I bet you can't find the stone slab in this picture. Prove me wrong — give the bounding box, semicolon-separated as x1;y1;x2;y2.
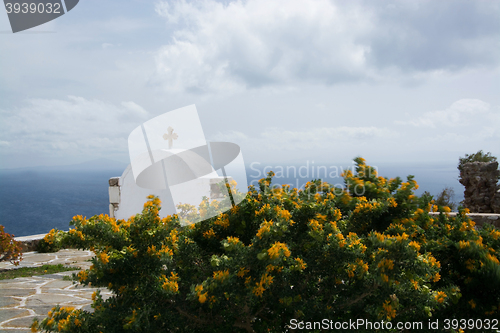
0;309;29;322
0;249;109;331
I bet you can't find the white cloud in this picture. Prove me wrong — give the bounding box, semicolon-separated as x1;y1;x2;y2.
152;0;500;94
396;99;496;128
153;0;373;93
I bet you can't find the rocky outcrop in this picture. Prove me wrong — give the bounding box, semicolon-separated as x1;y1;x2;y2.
459;162;500;213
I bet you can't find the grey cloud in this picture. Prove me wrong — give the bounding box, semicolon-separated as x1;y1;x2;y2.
153;0;500;94
364;0;500;71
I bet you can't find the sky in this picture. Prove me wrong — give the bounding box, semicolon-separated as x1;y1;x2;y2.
1;0;499;173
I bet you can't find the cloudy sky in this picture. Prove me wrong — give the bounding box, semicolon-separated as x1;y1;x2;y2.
1;0;499;171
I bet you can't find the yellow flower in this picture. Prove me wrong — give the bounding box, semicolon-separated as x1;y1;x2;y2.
382;300;396;320
203;228;216;239
469;299;476;309
489;229;500;240
58;318;68;331
99;252;109;265
161;272;179;293
159;245;173;257
374;232;385;242
256;219;273;238
267;242;291;259
294;258;307;270
277;208;292;221
110;220;119;232
30;320;39;332
347;263;356;278
387;197;397;208
260;272;273;286
227;236;240;245
409;241;421;252
198;292;208;303
237;267;249;277
213;270;230;282
358;259;369;274
486;253;500;264
378;259;394;271
435;291;447;303
410;279;418;290
214;215;230;228
308;219;323;232
147;245;157;256
459;240;470;249
253;284;265;297
77;270;88;282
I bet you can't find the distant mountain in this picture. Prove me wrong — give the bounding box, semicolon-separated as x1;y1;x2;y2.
0;159;128;172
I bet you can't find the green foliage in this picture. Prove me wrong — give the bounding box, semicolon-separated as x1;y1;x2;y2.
421;188;457;211
0;263;79;280
0;225;22;265
37;228;67;253
32;158;500;333
458;150;498;174
434;187;457;211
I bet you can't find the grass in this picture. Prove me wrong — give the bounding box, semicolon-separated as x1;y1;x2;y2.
0;263;80;280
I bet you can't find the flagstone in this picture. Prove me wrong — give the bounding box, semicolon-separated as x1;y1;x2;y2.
0;249;107;331
39;280;74;289
25;294;79;306
28;305;57;316
0;297;17;308
0;289;35;297
2;315;37;327
0;309;30;322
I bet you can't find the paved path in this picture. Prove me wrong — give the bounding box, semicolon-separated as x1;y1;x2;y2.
0;249;111;333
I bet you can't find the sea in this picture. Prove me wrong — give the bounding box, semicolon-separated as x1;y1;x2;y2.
0;163;464;237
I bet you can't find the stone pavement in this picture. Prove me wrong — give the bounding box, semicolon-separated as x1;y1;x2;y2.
0;249;112;333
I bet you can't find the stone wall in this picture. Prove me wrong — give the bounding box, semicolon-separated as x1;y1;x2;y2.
13;233;46;252
459;161;500;213
494;190;500;214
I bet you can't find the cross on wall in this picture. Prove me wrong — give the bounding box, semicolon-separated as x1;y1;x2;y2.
163;126;178;149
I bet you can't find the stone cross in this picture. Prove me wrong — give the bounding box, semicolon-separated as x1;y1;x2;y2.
162;126;178;149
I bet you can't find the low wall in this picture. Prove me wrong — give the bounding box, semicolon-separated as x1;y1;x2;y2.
13;233;47;252
428;212;500;228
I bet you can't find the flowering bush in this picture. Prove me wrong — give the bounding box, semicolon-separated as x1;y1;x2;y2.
32;157;500;332
37;228;68;253
0;225;22;265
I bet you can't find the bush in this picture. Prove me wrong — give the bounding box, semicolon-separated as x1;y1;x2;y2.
421;188;457;211
0;225;23;265
32;157;500;333
37;228;67;253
